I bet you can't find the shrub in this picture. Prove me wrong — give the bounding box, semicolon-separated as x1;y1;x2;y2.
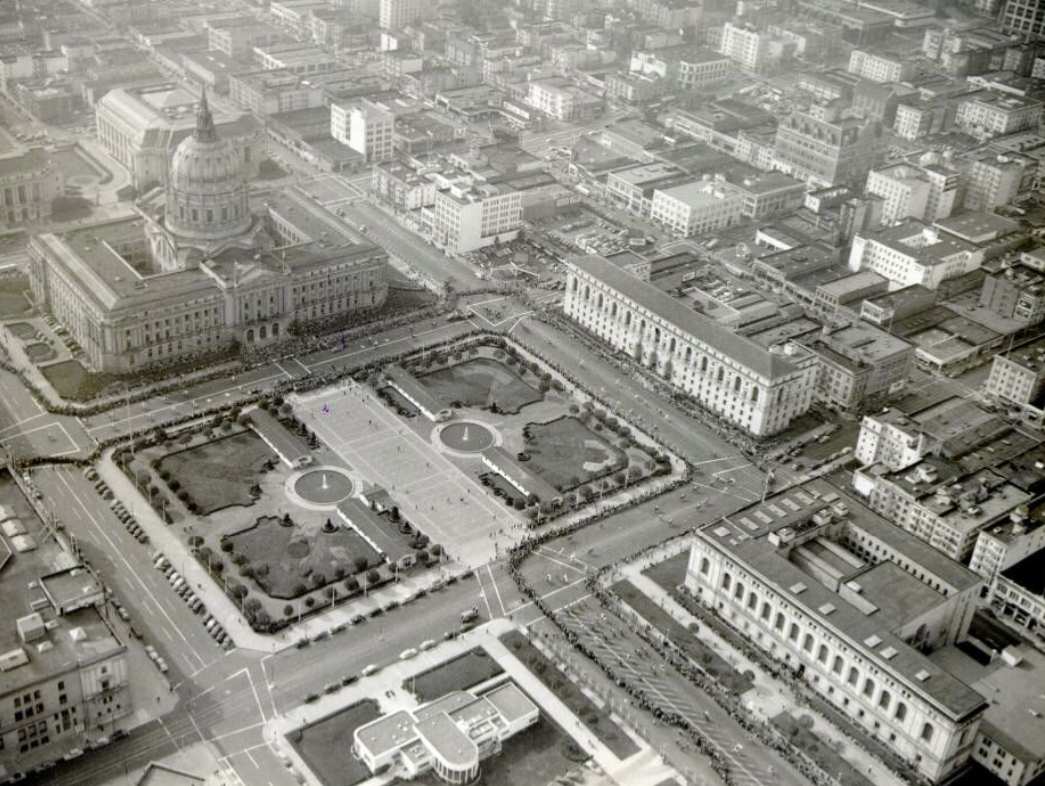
220;540;233;553
304;597;316;609
353;556;368;573
344;577;359;592
293;583;307;596
283;604;294;617
366;569;380;584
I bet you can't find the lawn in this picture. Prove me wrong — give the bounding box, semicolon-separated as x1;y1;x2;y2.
0;275;32;318
411;715;579;786
52;147;105;181
25;342;56;363
5;321;36;339
41;359;92;400
419;358;542;414
226;514;382;600
771;712;875;786
613;579;754;695
525;416;625;491
290;700;380;786
406;648;504;702
158;431;275;515
501;630;639;759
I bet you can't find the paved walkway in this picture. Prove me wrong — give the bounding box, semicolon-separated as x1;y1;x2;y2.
620;562;907;786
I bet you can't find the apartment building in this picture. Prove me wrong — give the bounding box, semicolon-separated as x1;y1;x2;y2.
1000;0;1045;38
331;99;395;163
685;479;985;784
984;338;1045;412
0;148;63;229
855;409;931;471
804;322;913;412
773;102;883;188
525;78;601;122
649;180;745;238
848;221;982;290
431;175;521;254
960;151;1036;212
955;92;1043;142
719;22;794;73
848;50;914;83
564;255;817;437
0;523;132;782
865;163;960;224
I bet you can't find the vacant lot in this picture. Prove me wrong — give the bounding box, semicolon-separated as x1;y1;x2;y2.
419;358;542;414
227;515;381;599
407;648;504;702
501;630;639;759
158;431;274;515
525;416;624;491
613;579;754;695
290;700;380;786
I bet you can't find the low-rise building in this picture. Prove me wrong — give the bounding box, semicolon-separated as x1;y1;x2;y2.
430;173;521;255
525;78;601;122
978;264;1045;325
955;92;1043;142
959;150;1037;212
848;49;915;83
371;161;435;211
227;69;325;116
984;337;1045;415
865;162;960;224
855;408;931;471
804;321;913;411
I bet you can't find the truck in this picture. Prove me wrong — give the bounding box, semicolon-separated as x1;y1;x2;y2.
460;606;479;624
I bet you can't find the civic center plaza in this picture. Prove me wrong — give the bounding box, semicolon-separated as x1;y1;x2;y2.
26;90;387;374
353;681;538;783
685;476;1045;785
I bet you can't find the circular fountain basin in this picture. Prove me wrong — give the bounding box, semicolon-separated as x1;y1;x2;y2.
439;421;496;453
293;468;354;505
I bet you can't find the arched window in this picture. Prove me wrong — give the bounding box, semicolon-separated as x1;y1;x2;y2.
863;678;876;698
611;303;617;317
685;347;693;363
669;337;676;353
699;557;710;575
920;722;934;743
788;623;800;642
760;602;771;620
751;387;759;402
597;293;604;309
716;367;724;383
272;323;280;337
895;703;907;721
624;311;631;327
775;613;785;631
584;285;590;301
802;633;814;652
847;667;859;686
246;328;254;342
570;277;578;292
654;327;661;344
734;376;742;392
832;656;844;675
700;356;708;372
259;325;267;339
721;572;732;590
734;581;745;600
817;645;828;663
878;690;891;710
746;592;757;610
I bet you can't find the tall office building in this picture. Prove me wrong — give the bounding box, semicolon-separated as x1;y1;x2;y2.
1000;0;1045;37
773;102;883;188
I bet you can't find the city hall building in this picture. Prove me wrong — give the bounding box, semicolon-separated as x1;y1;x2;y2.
563;255;816;437
29;91;388;373
685;479;987;783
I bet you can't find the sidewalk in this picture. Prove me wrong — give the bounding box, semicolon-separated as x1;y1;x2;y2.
620;563;907;786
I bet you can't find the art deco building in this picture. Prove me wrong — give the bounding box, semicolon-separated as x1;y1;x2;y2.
30;91;388;373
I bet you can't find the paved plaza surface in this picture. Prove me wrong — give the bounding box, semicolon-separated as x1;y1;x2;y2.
297;381;521;568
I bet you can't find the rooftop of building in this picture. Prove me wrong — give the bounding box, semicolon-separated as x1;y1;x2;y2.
962;90;1042;111
608;161;685;187
814;320;911;365
863;220;978;265
698;478;984;719
0;476;122;696
0;147;52;180
934;212;1021;245
570;254;800;380
754;244;839;282
930;643;1045;764
911;397;1008;456
746;316;822;349
655;179;739;207
861;283;936;314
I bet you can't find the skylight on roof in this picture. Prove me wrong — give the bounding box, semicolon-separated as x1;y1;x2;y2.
790;582;807;595
819;603;835;615
864;635;882;648
714;526;731;538
881;647;897;660
915;669;931;682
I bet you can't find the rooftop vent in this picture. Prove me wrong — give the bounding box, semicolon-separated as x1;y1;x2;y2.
915;669;931;682
864;634;882;648
790;582;807;595
819;603;836;615
881;646;898;660
0;648;29;672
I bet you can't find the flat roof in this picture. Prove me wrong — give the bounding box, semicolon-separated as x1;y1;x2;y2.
570;255;798;380
249;409;308;464
481;446;560;503
387;365;447;418
698;478;984;720
337;498;413;563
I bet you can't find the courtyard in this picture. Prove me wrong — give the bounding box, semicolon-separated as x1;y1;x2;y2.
158;430;275;515
418;356;543;414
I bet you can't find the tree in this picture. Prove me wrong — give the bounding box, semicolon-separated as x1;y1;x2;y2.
283;604;294;618
366;569;380;584
353;556;368;573
344;576;359;593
